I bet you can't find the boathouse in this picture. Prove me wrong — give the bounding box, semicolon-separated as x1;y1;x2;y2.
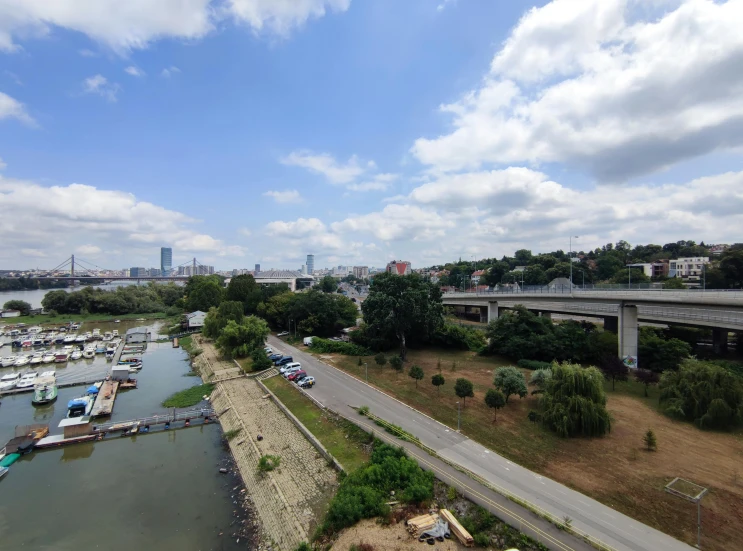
125;327;151;344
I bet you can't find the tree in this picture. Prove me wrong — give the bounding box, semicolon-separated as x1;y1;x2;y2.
643;429;657;451
361;272;443;360
480;261;510;287
638;328;691;372
3;300;31;315
202;301;245;339
523;265;548;285
408;365;424;387
215;316;270;358
226;274;260;312
374;353;387;368
250;348;273;371
186;276;224;312
389;356;403;374
432;373;445;392
634;369;659;397
41;290;69;313
660;277;685;289
599;356;629;391
493;366;527;403
319;275;337;293
530;368;552;390
484;389;506;421
659;359;743;429
454;378;474;407
486;306;557;361
540;363;612;437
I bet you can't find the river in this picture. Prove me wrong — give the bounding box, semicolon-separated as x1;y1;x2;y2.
0;321;248;550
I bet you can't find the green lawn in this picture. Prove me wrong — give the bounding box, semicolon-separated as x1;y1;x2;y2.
0;311;171;326
263;376;370;473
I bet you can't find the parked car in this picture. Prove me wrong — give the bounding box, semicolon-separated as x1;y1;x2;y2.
264;346;273;355
275;356;294;366
303;336;314;346
269;353;283;362
280;362;301;374
288;370;306;382
282;367;301;378
298;376;315;388
277;331;289;337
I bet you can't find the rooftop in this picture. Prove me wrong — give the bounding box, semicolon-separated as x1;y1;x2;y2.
255;270;303;278
126;327;150;335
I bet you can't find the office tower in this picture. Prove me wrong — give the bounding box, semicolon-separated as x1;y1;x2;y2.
306;254;315;275
255;263;261;273
161;247;173;275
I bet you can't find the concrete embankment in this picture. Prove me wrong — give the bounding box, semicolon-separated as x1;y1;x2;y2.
192;336;337;551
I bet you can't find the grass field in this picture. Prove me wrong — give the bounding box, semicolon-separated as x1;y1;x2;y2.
317;347;743;551
263;375;370;473
0;311;171;326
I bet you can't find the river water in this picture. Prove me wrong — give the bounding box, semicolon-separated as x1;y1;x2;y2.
0;321;247;550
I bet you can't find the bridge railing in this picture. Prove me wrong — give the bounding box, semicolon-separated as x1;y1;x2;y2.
443;284;743;297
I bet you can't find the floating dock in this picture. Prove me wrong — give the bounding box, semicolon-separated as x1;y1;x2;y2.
90;380;119;418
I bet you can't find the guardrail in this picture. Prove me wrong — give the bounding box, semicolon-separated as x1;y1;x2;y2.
93;407;215;432
443;285;743;297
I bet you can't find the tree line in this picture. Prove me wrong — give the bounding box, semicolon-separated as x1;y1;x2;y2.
41;283;185;315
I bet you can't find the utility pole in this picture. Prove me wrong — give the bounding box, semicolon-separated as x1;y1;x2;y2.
457;401;461;432
569;235;579;287
192;257;196;276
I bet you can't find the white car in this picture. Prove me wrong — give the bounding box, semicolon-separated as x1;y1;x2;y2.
0;372;21;390
303;337;314;346
282;366;301;378
264;347;273;355
280;362;301;374
277;331;289;337
16;372;38;389
298;376;315;388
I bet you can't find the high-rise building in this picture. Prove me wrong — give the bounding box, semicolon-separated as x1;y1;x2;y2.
255;263;261;273
161;247;172;275
306;254;315;275
300;264;307;275
386;260;412;275
130;267;146;278
353;266;369;278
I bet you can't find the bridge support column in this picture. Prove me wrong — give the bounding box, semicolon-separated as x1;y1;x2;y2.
618;304;638;365
487;302;499;323
712;328;729;355
604;316;618;333
540;312;552;320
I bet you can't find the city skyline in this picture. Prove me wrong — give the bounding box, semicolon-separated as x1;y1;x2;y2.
1;1;743;270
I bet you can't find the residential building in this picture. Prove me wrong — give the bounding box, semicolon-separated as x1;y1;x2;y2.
185;310;207;329
651;260;670;278
300;264;307;275
386;260;412;275
669;257;710;287
708;244;729;256
627;263;653;278
306;254;315;275
129;267;146;278
353;266;369;278
150;268;161;277
161;247;172;275
471;269;487;285
332;265;350;277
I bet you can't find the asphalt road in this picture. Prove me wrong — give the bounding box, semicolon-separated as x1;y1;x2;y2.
267;336;694;551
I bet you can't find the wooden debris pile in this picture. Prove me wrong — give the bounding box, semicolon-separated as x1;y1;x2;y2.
440;509;474;547
406;513;440;537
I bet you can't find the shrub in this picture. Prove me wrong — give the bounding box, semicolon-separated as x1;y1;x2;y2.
643;429;657;451
431;373;445;392
294;543;312;551
530;368;552;388
358;405;369;416
493;366;527;403
374;353;387;367
389;356;403;372
473;533;491;547
258;454;281;472
309;338;370;356
432;323;486;352
408;365;424;387
517;359;552;371
454;378;474;407
223;428;242;441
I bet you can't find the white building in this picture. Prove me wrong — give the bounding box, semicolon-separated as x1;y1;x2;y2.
353;266;369;278
185;310;207;329
669;257;710;287
125;327;151;344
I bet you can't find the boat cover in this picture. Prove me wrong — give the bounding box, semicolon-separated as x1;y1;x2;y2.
420;520;450;540
87;385;99;394
0;453;20;467
68;397;88;408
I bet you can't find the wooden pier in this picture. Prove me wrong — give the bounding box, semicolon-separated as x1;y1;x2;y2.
90;380;119;418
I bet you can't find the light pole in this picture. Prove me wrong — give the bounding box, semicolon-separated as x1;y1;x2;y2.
364;362;368;382
569;235;579;287
628;266;631;288
456;401;461;432
582;271;585;289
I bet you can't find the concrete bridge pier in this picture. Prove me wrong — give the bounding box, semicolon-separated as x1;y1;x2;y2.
619;303;638;363
540;311;552;320
485;301;499;323
712;328;729;355
603;316;619;333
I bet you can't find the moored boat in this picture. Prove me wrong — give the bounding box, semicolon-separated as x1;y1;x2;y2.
1;356;18;367
32;374;58;405
75;335;86;343
14;355;30;367
29;351;44;365
67;395;94;418
42;352;56;363
0;372;21;390
54;350;71;363
70;350;83;361
16;371;38;389
63;334;76;344
83;346;95;359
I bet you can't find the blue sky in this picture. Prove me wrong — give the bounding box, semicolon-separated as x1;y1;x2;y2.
1;0;742;271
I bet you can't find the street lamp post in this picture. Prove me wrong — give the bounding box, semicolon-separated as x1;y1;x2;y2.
456;401;461;432
364;362;368;382
569;235;579;286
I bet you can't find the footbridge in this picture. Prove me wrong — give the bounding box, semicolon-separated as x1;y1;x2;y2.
442;288;743;363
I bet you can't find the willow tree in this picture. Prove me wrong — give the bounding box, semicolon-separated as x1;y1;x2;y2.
540;362;611;437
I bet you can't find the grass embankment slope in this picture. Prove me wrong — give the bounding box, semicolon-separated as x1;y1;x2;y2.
263;375;369;473
318;347;743;551
162;383;215;408
0;311;171;326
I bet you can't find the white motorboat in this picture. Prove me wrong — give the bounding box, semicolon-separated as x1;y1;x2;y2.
67;395;93;418
0;372;21;390
16;372;38;389
70;350;83;361
54;350;71;363
1;356;17;367
102;332;113;341
32;336;44;346
83;347;95;359
92;328;101;338
75;335;86;343
30;351;44;365
28;326;42;334
42;352;56;363
112;330;119;337
63;334;76;344
95;343;106;354
14;355;31;367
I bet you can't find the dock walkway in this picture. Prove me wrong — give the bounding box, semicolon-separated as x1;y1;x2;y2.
91;380;119;417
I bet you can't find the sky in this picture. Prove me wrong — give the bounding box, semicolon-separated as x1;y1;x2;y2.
1;0;743;272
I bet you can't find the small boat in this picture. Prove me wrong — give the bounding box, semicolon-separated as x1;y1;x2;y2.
43;335;54;346
0;372;21;390
112;330;119;337
21;339;33;348
128;364;142;372
83;347;95;359
54;351;70;363
14;355;30;367
102;332;113;341
75;335;86;343
54;335;66;344
28;326;42;334
70;350;83;361
1;356;18;367
32;375;58;405
67;395;94;418
63;334;76;344
92;328;101;337
29;352;44;365
16;372;38;389
32;336;44;347
95;344;106;354
42;352;56;363
118;356;141;364
70;323;80;330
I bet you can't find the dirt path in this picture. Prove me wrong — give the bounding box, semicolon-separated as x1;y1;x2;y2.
194;336;338;550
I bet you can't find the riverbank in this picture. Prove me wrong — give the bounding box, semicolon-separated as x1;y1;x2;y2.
0;311;173;326
192;335;338;550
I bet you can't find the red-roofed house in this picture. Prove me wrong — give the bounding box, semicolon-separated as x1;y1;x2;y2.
471;269;487;285
386;260;412;275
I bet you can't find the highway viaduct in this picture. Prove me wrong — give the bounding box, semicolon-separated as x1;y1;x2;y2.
442;289;743;363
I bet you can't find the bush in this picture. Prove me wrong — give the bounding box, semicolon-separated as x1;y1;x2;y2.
309;338;370;356
530;368;552;388
389;356;403;372
493;366;527;403
258;454;281;472
432;323;486;352
517;359;552;371
358;405;369;416
659;358;743;429
374;353;387;367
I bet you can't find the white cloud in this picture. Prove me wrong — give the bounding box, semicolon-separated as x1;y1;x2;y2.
331;204;458;242
160;66;181;78
0;90;35;125
21;248;46;258
226;0;351;37
0;157;5;170
0;0;349;53
0;176;244;264
78;48;98;57
82;74;120;102
239;227;252;237
412;0;743;181
124;66;145;77
265;217;344;250
282;150;368;184
346;173;399;192
76;244;102;256
263;189;302;203
436;0;456;12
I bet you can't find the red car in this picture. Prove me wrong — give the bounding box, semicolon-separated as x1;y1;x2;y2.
288;370;307;382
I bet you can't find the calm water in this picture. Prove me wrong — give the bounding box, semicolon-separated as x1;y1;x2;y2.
0;322;246;550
